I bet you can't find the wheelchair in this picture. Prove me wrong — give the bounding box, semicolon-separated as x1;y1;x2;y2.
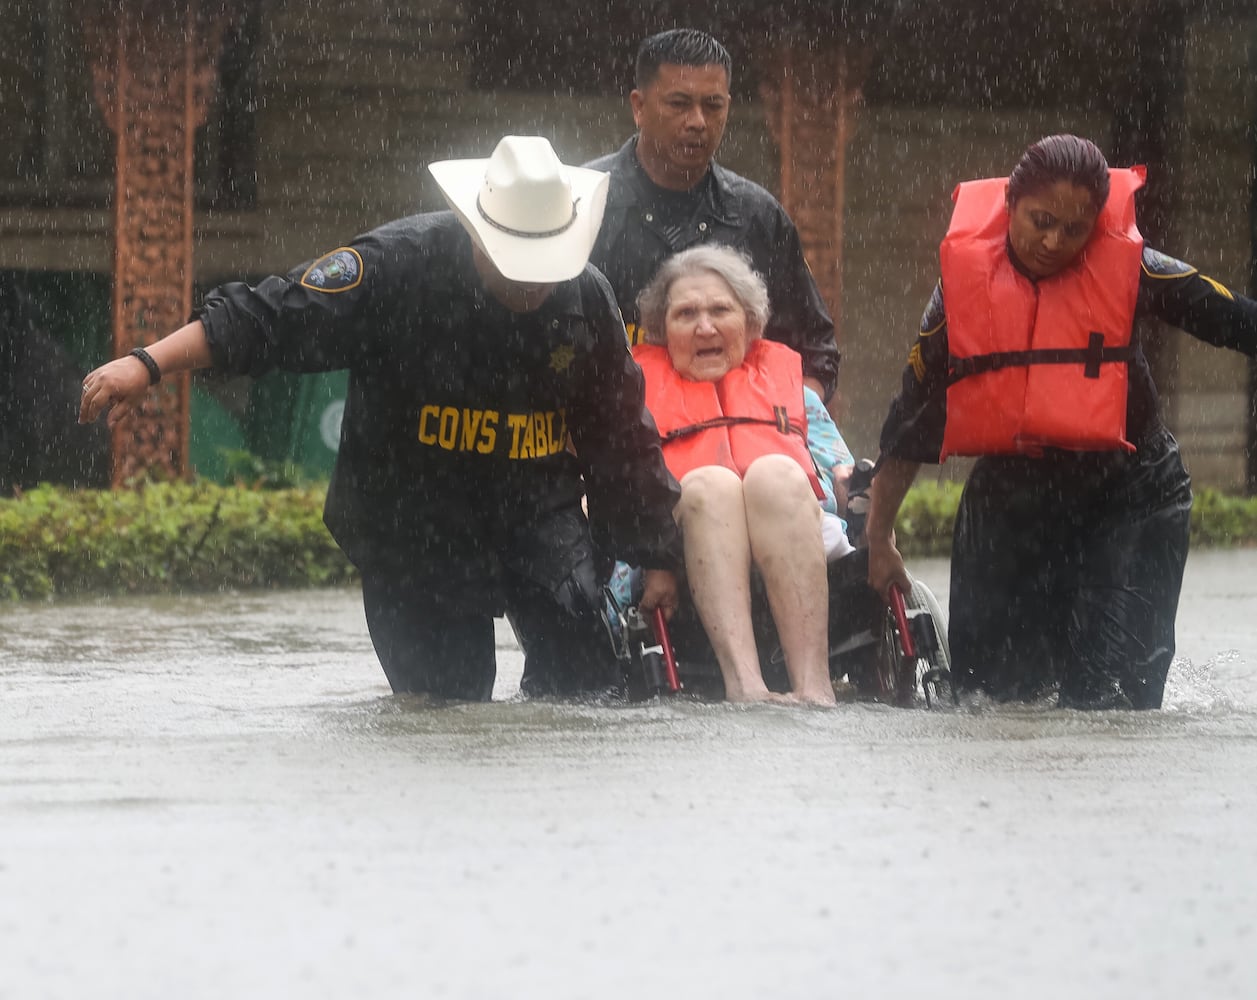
605;461;955;708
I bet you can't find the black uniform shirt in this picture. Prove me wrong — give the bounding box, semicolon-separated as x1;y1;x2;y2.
880;247;1257;463
195;212;681;601
585;138;841;400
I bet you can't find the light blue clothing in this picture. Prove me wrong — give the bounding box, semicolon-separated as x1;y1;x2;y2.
804;386;854;515
606;560;641;616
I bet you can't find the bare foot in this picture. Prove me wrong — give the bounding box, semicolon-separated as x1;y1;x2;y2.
726;687;793;705
788;686;839;708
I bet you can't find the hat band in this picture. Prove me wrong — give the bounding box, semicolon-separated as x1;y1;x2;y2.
476;194;580;239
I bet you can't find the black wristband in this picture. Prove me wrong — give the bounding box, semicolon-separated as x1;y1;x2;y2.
129;347;162;385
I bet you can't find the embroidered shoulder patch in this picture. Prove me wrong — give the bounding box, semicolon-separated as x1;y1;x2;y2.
300;247;364;293
1141;248;1195;279
920;282;946;335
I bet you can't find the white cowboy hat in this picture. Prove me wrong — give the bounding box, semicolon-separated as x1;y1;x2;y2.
429;136;610;283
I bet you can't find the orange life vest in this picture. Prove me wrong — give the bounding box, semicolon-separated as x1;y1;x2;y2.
633;339;824;500
939;167;1146;459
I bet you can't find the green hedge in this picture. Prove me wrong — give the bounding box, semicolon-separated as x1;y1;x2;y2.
895;481;966;558
1189;487;1257;548
1;480;1254;601
0;481;356;601
895;481;1257;558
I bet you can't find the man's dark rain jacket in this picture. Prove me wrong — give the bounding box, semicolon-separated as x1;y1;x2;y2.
195;212;682;610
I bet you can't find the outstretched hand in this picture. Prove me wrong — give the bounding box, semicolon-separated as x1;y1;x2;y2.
638;568;680;621
79;355;153;428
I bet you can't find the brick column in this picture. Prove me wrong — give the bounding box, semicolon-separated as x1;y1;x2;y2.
759;38;870;359
85;2;230;485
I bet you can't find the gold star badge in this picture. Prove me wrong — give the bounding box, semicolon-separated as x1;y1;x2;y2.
549;345;575;373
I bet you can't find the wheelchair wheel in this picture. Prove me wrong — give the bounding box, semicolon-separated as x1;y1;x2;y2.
868;577;954;708
910;578;951;674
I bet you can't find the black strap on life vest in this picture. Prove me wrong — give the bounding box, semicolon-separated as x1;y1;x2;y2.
661;412;826;487
661;412;805;444
863;335;1137;484
948;332;1135;384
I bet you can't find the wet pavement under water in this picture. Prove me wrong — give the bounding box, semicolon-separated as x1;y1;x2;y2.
2;550;1255;999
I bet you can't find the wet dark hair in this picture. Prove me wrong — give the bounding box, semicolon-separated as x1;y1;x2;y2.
1007;134;1111;212
635;29;732;90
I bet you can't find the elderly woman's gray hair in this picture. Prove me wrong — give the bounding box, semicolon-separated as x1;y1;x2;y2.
635;245;771;345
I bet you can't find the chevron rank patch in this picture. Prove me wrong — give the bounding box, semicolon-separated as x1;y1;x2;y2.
300;248;363;293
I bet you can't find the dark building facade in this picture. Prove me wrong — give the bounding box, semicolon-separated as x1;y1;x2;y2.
2;0;1254;490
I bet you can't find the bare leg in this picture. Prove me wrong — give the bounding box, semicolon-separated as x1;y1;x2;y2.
743;456;836;706
675;466;778;703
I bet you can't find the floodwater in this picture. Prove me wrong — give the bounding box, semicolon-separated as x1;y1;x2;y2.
2;551;1255;1000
